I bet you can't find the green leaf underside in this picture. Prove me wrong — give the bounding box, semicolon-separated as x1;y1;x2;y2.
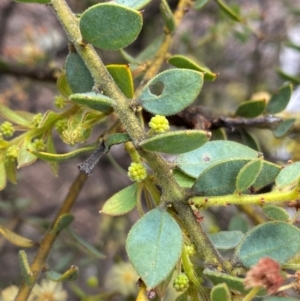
275;162;300;189
208;231;244;250
203;269;249;294
140;130;209;154
105;133;131;147
80;3;143;51
176;141;258;178
266;84;292;114
126;209;182;288
192;158;279;196
27;144;97;162
101;183;138;216
114;0;151;9
273;118;296;138
139;69;203;116
262;205;290;222
173;169;195;188
0;159;6;190
210;283;232;301
66;53;94;93
160;0;175;33
193;159;252;196
67;228;106;259
228;215;248;233
18;139;37;168
0;105;32;127
240;129;260;151
194;0;210;10
236;159;263;193
107;65;134;98
70;92;114;112
57;72;72;98
46;266;79;282
168;55;217;81
235;99;266;118
276;69;300;85
234;222;300;268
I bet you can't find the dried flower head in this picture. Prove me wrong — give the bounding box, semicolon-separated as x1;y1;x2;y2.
244;257;284;295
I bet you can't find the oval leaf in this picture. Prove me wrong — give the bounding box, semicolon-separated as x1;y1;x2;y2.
236;159;263;193
101;183;138;216
262;205;290;222
176;141;258;178
208;231;244;250
70;92;114;112
160;0;175;33
215;0;243;22
126;208;183;288
139;69;203;116
275;162;300;190
80;3;143;51
168;55;217;81
276;68;300;86
235;99;266;118
266;83;293;114
273;118;296;138
140;130;210;154
234;222;300;267
66;52;94;93
107;65;134;98
0;226;36;247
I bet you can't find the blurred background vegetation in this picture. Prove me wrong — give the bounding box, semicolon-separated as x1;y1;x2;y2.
0;0;300;299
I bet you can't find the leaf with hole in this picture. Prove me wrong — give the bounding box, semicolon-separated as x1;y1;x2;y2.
210;283;232;301
266;84;292;114
208;231;244;250
235;99;266;118
236;159;263;193
80;3;143;51
176;140;258;178
262;205;290;222
233;222;300;267
140;130;210;154
101;183;138;216
273;118;296;138
107;65;134;98
66;52;94;93
168;55;217;81
70;92;114;112
126;208;182;288
139;69;203;116
275;162;300;190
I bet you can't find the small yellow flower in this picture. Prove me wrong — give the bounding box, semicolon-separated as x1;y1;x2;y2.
0;122;15;138
128;162;147;182
32;279;67;301
104;262;139;297
149;115;169;133
32;139;45;151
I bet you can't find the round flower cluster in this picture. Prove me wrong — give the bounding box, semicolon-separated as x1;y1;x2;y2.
0;121;15;137
5;145;19;162
32;139;45;151
186;244;196;256
55;119;68;134
32;113;43;127
54;95;66;109
173;274;189;292
128;162;147;182
149;115;169;133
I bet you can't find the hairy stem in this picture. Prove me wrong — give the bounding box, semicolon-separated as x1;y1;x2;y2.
15;173;88;301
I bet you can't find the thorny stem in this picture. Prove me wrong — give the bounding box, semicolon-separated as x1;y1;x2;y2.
15;172;88;301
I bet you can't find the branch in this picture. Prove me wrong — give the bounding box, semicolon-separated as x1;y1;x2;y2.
15;173;88;301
